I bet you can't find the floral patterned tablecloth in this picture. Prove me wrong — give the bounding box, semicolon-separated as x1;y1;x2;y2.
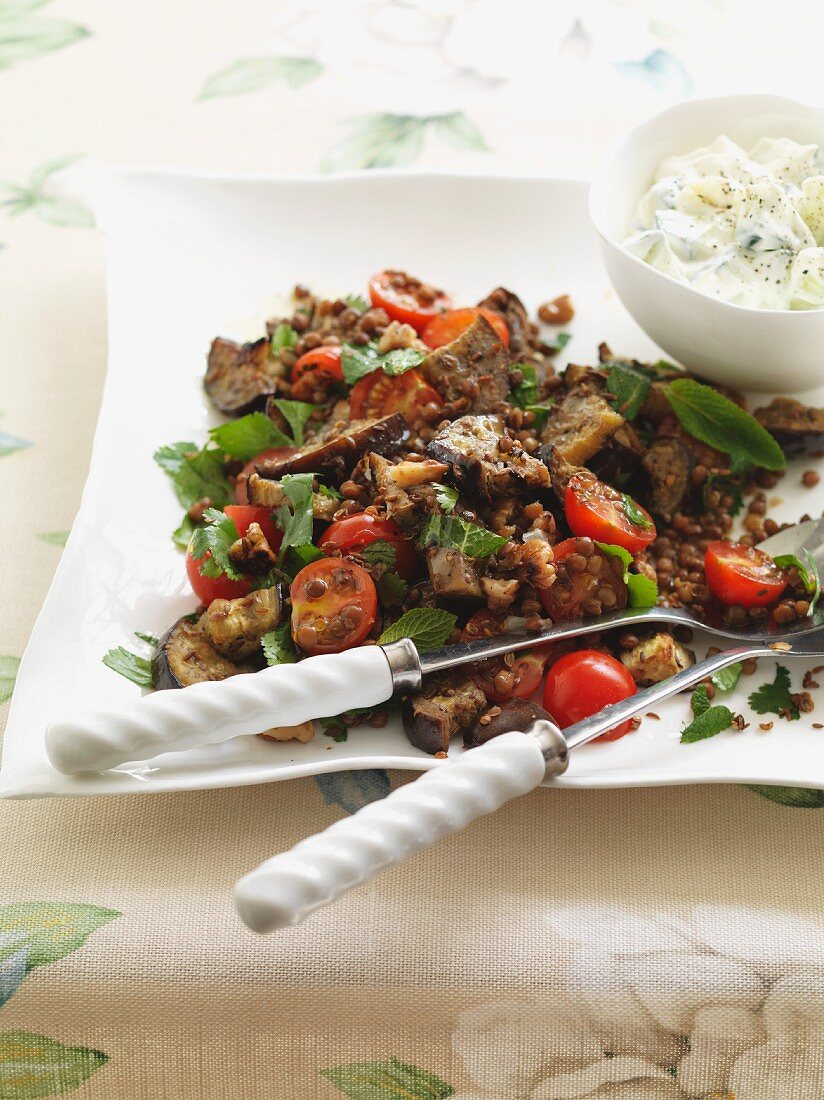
3;1;824;1096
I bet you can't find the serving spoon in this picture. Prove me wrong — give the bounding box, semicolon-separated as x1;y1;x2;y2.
45;518;824;776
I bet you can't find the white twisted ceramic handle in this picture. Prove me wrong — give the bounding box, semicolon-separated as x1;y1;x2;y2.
45;646;393;774
234;730;554;933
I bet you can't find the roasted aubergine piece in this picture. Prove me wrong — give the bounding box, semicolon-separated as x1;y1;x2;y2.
476;286;531;354
754;397;824;457
255;414;406;480
402;672;487;755
428;414;549;500
205;337;284;416
153;616;252;690
540;385;625;466
419;314;510;412
201;587;281;661
642;436;695;516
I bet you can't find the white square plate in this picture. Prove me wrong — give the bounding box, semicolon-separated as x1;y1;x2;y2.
3;169;823;798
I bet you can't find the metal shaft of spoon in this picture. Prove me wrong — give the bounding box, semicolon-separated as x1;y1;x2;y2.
563;643;822;750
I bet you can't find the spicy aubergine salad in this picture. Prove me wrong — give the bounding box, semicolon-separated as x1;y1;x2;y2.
104;270;824;750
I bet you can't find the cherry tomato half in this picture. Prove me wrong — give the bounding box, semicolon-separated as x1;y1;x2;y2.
319;513;418;581
368;270;452;334
349;368;443;421
291;345;342;401
185;523;252;607
224;504;283;552
421;307;510;349
235;447;298;503
461;610;550;704
704;541;787;608
543;650;637;742
540;538;628;622
290;557;378;656
564;472;656;554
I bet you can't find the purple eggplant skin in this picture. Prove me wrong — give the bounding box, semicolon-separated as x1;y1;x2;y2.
153;615;241;691
464;697;555;748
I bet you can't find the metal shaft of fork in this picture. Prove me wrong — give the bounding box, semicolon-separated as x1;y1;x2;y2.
563;643;803;750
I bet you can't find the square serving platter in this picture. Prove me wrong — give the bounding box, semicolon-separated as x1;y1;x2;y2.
3;169;824;799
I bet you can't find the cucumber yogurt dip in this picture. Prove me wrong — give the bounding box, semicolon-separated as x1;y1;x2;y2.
624;135;824;310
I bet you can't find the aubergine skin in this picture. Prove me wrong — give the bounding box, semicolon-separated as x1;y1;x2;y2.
255;413;406;481
464;698;555;748
153;615;243;690
204;336;283;417
402;672;487;755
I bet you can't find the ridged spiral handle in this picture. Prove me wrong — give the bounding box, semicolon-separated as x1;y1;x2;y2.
234;730;549;933
45;646;394;775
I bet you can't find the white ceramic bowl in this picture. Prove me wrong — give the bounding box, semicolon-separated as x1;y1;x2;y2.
589;94;824;393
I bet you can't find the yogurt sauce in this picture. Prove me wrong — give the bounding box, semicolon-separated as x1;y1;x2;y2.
624;135;824;310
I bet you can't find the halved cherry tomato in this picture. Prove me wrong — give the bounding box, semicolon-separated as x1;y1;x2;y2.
564;472;656;554
368;270;452;334
421;307;509;349
540;538;628;622
319;513;418;581
185;548;251;605
349;368;443;420
290;558;378;656
461;610;550;703
543;650;637;742
291;345;342;401
235;447;298;503
705;540;787;608
224;504;283;552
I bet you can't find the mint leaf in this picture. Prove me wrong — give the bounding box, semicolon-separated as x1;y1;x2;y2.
102;646;153;688
607;361;651;420
432;483;459;514
358;540;397;568
419;514;507;559
544;331;572;353
749;664;799;720
341;341;424;385
377;571;408;608
320;1057;454;1099
275;473;315;554
270;399;315;446
680;684;733;743
621;493;652;530
774;550;821;615
712;662;743;692
509;363;539;408
209;412;291;461
344;293;369;312
378;608;456;651
596;543;658;608
665;378;785;471
271;322;298;352
261;623;296;666
190;508;243;579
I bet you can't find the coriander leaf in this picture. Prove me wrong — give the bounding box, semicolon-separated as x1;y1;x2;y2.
209;412;291;462
379;607;457;650
665;378;785;471
271;322;298;352
432;483;459;514
774;550;821;615
341;341;424;385
544;331;572;353
358;540;397;568
344;293;368;311
261;623;297;666
282;544;324;579
712;662;743;692
270;399;315;446
509;363;539;408
102;646;153;688
275;473;315;554
316;482;343;500
381;347;425;376
134;631;159;647
621;493;652;530
190;508;243;579
596;542;658;608
748;664;799;720
155;442;233;512
681;702;733;743
606;361;651;420
419;514;507;559
378;571;408;608
524;401;554;430
172;514;196;550
153;441;198;475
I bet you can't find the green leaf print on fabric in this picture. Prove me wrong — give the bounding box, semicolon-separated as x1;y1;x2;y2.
748;785;824;808
36;531;69;548
321;1057;454;1099
0;432;31;459
0;657;20;705
199;56;322;99
0;156;93;228
0;903;120;971
320;112;490;172
0;1;88;72
0;1032;106;1097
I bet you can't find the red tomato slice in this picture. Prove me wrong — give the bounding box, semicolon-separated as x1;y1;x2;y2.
291;345;342;401
368;270;452;334
421;307;509;349
185;551;251;605
705;540;787;608
290;558;378;656
461;610;550;704
540;538;628;622
319;513;418;581
564;473;656;554
349;368;443;420
234;447;298;503
224;504;283;551
543;650;637;742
